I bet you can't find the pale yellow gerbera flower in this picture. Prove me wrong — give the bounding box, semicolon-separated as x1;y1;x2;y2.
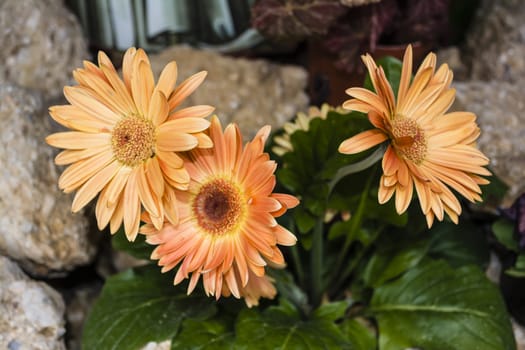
140;116;299;306
46;48;214;240
272;104;345;156
339;45;490;227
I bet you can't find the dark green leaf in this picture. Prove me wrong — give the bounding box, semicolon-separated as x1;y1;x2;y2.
363;239;429;288
111;227;153;260
171;315;235;350
235;300;353;349
493;218;520;252
267;268;310;316
428;221;490;268
371;260;516;350
83;265;216;350
505;255;525;278
293;207;317;235
340;318;377;350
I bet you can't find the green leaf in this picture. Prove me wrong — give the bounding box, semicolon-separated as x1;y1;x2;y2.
371;260;516;350
340;318;377;350
505;255;525;278
82;265;216;350
111;227;153;260
493;218;519;252
428;221;490;268
171;316;235;350
363;238;429;288
267;268;310;316
235;300;353;349
293;207;317;235
364;56;402;97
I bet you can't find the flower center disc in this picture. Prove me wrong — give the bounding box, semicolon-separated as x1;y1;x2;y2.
391;118;427;164
193;179;244;235
111;115;155;166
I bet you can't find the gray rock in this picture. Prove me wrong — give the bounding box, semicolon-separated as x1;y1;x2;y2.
0;84;96;276
0;256;66;350
148;45;309;138
65;282;102;350
452;80;525;206
0;0;88;99
464;0;525;82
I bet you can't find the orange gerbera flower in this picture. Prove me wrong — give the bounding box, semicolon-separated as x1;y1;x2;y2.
46;47;214;240
140;116;299;306
339;45;490;227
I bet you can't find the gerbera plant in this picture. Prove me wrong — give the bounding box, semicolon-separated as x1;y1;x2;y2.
46;47;214;240
51;45;518;349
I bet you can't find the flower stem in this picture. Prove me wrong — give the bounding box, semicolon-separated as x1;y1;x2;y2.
331;166;376;285
290;241;305;289
331;224;385;294
310;218;324;308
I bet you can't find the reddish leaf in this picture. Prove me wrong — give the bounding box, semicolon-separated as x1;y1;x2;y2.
251;0;347;40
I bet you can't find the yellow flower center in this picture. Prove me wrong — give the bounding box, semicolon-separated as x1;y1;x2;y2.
111;115;155;166
193;178;245;235
391;117;427;164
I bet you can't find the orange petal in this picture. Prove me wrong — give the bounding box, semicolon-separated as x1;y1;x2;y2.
156;131;198;152
169;105;215;120
168;71;207;111
155;61;178;98
338;129;388;154
71;161;120;212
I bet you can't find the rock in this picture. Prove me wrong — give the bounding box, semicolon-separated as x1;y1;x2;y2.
0;256;66;349
0;84;96;276
63;281;103;350
464;0;525;82
141;341;172;350
148;45;309;138
0;0;88;99
452;80;525;206
436;46;468;81
513;318;525;350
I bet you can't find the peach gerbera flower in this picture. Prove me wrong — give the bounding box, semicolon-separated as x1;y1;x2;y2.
46;47;214;240
339;45;490;227
140;116;299;306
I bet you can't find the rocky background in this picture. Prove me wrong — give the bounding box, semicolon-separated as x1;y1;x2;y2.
0;0;523;349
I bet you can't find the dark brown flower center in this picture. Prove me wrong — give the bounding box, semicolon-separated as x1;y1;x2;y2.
193;179;244;235
391;117;427;164
111;115;155;166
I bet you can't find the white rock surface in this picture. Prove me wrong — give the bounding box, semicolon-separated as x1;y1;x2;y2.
148;45;309;138
0;84;96;276
0;256;66;350
452;80;525;206
0;0;88;99
464;0;525;83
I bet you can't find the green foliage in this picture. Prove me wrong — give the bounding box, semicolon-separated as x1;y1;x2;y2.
363;238;429;288
82;265;216;350
235;300;353;349
339;319;377;350
493;218;519;252
371;260;516;350
171;316;235;350
111;227;153;260
428;221;490;268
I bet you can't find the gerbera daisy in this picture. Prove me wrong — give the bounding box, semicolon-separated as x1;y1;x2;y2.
140;116;299;305
46;47;214;240
339;45;490;227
